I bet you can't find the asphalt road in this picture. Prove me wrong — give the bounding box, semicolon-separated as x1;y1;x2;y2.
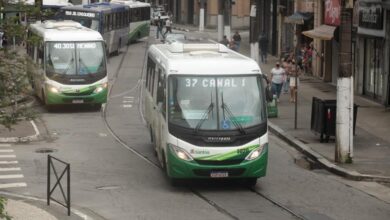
7;32;390;220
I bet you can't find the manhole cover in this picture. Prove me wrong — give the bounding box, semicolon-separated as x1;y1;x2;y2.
35;148;57;154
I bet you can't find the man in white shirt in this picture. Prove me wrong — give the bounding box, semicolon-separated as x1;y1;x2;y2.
270;62;286;102
164;18;172;37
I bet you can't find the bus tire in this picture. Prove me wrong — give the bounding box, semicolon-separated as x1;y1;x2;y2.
244;178;258;188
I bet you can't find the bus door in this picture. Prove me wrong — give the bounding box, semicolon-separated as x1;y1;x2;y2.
155;68;167;159
35;42;45;98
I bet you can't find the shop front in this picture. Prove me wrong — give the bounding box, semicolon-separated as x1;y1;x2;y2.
355;0;389;106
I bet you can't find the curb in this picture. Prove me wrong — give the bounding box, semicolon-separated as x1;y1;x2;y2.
268;121;390;183
172;26;190;32
0;120;40;143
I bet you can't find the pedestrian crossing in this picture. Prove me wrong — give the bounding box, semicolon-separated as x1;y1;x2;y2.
0;143;27;189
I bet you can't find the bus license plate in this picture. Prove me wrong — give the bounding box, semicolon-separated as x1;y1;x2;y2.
210;171;229;178
72;99;84;104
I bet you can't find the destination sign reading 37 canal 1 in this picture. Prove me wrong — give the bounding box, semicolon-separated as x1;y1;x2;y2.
185;78;247;88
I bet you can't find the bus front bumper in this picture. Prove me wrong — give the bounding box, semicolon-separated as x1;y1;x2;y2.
46;89;107;105
166;146;268;179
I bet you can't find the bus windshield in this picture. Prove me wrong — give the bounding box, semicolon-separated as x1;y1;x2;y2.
168;75;266;131
71;17;99;32
45;41;106;79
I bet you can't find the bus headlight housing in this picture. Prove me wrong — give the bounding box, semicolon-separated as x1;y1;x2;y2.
245;145;265;161
49;86;60;94
169;144;193;161
94;83;108;93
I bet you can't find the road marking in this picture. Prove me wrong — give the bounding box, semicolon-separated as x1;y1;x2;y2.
0;155;16;158
0;149;14;153
124;96;134;99
0;174;24;179
0;144;11;148
123;100;133;103
0;182;27;189
0;167;21;172
0;161;18;164
123;104;133;108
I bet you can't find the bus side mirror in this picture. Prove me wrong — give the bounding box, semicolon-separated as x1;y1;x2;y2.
262;75;273;102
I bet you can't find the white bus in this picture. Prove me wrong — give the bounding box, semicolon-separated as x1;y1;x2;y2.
144;42;271;186
27;20;108;108
110;0;151;42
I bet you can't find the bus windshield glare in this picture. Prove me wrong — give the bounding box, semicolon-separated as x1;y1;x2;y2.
45;42;106;78
168;75;266;131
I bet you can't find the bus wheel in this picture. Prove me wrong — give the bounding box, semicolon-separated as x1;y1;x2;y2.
244;178;258;188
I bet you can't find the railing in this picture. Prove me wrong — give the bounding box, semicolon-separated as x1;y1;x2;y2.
47;155;71;216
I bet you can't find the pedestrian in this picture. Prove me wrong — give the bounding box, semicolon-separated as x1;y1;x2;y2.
164;17;172;36
232;31;241;51
0;30;3;49
156;16;164;39
303;44;313;75
270;62;286;102
282;58;291;94
259;32;268;63
289;59;300;103
220;35;229;47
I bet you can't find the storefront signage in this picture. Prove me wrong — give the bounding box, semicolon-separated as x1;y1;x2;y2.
324;0;341;26
358;2;383;30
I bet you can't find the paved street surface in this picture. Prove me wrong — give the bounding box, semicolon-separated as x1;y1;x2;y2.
1;26;389;220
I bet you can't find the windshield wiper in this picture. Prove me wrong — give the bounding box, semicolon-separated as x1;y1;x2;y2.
194;92;214;133
221;92;246;134
61;57;75;75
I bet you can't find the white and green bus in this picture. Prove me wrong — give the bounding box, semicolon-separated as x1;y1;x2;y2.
27;20;108;108
111;0;151;42
144;42;271;186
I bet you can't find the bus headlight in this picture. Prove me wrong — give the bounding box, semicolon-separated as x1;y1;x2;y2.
245;145;265;161
49;86;60;94
94;83;108;93
169;144;193;161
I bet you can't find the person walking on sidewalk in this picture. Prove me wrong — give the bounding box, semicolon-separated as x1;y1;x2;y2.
164;17;172;36
270;62;286;102
232;31;241;52
289;59;300;103
156;16;164;39
282;58;291;94
259;32;268;63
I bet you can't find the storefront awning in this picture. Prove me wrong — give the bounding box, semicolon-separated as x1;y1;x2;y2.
302;25;337;40
284;12;313;25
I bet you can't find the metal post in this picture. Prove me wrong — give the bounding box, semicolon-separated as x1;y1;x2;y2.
294;24;298;129
218;0;224;41
199;0;205;32
47;155;50;206
67;164;70;216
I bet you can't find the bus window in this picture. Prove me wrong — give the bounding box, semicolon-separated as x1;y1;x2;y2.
157;69;166;117
104;15;109;32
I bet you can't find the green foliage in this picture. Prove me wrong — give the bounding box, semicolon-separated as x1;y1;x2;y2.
0;197;12;220
0;50;36;130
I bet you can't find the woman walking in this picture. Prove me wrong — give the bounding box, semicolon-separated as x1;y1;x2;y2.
270;62;286;102
289;60;300;103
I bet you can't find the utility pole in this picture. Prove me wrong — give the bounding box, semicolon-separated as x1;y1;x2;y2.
217;0;224;41
223;0;231;40
335;4;353;163
199;0;205;32
250;0;261;63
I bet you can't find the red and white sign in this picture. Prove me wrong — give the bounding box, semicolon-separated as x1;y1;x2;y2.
325;0;341;26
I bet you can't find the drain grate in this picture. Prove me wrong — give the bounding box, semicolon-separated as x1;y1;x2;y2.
35;148;57;154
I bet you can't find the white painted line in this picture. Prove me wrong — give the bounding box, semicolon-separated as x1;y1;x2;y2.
124;96;134;99
0;167;21;172
30;120;40;137
123;104;133;108
0;150;14;153
0;155;16;158
0;182;27;189
123;100;134;103
0;144;11;147
0;174;24;179
0;161;18;164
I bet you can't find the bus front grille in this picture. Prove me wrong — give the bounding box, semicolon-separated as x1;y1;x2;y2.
194;159;244;166
62;91;94;96
193;168;245;177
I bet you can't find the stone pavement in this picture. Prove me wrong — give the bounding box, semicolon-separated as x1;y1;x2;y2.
171;23;390;183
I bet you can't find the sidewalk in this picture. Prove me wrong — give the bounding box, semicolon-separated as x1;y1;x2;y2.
171;23;390;182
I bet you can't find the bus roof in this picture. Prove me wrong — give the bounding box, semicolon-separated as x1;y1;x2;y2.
61;2;128;13
110;0;151;8
148;43;262;75
29;20;103;42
